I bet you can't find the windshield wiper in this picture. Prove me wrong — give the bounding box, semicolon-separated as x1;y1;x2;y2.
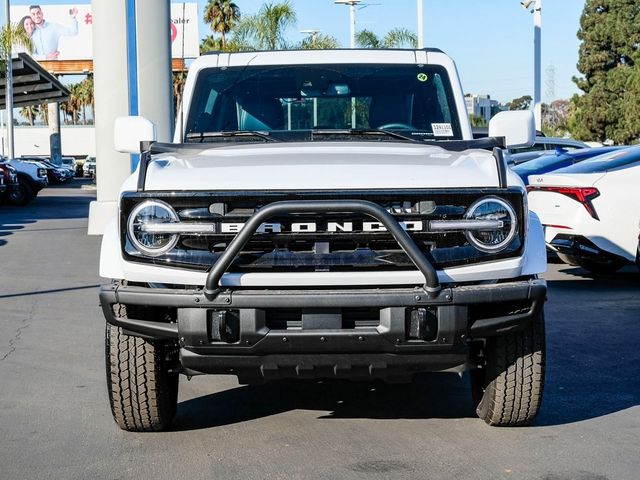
311;128;420;143
185;130;278;143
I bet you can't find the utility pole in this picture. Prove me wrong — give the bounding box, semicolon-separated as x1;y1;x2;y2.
4;0;15;160
334;0;362;128
521;0;542;131
300;29;320;48
334;0;361;48
417;0;424;49
533;0;542;131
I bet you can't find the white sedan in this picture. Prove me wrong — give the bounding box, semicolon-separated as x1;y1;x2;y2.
526;147;640;273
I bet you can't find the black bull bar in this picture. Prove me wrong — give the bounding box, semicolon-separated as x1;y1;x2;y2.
203;200;442;300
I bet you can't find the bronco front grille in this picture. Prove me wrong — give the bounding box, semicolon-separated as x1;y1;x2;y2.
120;189;525;272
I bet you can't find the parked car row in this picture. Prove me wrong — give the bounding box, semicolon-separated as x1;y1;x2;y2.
83;156;96;178
0;157;49;206
20;156;75;184
0;155;95;207
510;146;626;184
513;146;640;274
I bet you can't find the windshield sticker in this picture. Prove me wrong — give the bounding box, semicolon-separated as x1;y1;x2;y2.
416;73;429;82
431;123;454;137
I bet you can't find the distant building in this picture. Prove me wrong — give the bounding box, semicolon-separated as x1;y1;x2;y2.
465;94;503;124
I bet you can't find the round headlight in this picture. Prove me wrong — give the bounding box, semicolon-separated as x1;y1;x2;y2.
127;200;179;256
464;197;517;253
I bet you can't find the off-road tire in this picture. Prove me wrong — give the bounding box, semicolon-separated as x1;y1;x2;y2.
105;305;179;432
471;309;545;427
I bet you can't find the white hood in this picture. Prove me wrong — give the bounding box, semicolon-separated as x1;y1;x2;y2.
142;142;511;191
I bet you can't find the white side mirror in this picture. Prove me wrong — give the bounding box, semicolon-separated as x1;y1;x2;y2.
114;116;157;154
488;111;535;149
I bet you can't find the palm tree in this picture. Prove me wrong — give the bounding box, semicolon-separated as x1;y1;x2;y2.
19;105;40;125
299;33;340;50
61;82;82;125
0;23;32;71
200;34;222;54
37;102;49;125
172;71;187;114
76;77;94;125
81;75;94;124
203;0;241;49
235;1;297;51
356;27;417;49
355;30;382;49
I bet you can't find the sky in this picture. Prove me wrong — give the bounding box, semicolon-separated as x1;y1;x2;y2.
1;0;586;103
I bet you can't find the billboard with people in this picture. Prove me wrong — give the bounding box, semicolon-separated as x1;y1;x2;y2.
11;3;199;61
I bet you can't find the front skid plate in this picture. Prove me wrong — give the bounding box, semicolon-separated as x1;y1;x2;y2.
179;350;470;383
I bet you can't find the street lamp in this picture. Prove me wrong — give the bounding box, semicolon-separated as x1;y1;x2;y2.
300;28;321;47
334;0;362;48
417;0;424;49
334;0;363;128
3;0;15;160
521;0;542;131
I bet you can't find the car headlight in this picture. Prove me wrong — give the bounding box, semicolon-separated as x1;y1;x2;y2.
127;200;179;256
464;197;517;253
37;168;47;178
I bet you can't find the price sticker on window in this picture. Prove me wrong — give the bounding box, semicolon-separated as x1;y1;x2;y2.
431;123;454;137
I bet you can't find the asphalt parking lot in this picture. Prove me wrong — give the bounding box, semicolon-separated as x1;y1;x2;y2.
1;181;639;480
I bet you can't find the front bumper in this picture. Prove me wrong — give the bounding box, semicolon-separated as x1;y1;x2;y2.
33;178;48;190
100;278;546;382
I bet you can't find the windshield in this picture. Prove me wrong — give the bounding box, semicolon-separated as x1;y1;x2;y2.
184;64;462;143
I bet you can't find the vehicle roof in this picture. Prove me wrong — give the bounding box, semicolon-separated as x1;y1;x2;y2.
533;137;589;147
203;47;446;56
513;154;570;174
507;150;549;165
513;146;625;174
189;48;452;70
553;146;640;174
562;145;626;160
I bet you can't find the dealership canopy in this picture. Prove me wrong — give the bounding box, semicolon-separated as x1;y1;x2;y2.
0;53;69;109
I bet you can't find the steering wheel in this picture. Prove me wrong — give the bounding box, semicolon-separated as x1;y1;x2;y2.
377;123;415;130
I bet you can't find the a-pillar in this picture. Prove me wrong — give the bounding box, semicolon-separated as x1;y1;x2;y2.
88;0;172;235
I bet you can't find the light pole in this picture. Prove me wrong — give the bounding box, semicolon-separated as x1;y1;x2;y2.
300;28;321;47
4;0;15;160
334;0;362;128
417;0;424;49
334;0;362;48
521;0;542;131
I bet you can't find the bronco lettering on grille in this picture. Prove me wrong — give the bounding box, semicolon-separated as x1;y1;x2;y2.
219;221;424;234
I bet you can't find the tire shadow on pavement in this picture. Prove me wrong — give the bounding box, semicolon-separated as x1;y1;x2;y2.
172;373;475;431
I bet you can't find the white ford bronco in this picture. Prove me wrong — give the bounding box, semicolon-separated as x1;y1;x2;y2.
99;49;547;431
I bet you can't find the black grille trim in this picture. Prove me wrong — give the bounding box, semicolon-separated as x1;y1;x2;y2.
120;188;526;272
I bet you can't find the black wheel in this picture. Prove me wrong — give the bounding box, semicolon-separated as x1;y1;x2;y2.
470;309;545;427
105;305;179;432
8;178;34;206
